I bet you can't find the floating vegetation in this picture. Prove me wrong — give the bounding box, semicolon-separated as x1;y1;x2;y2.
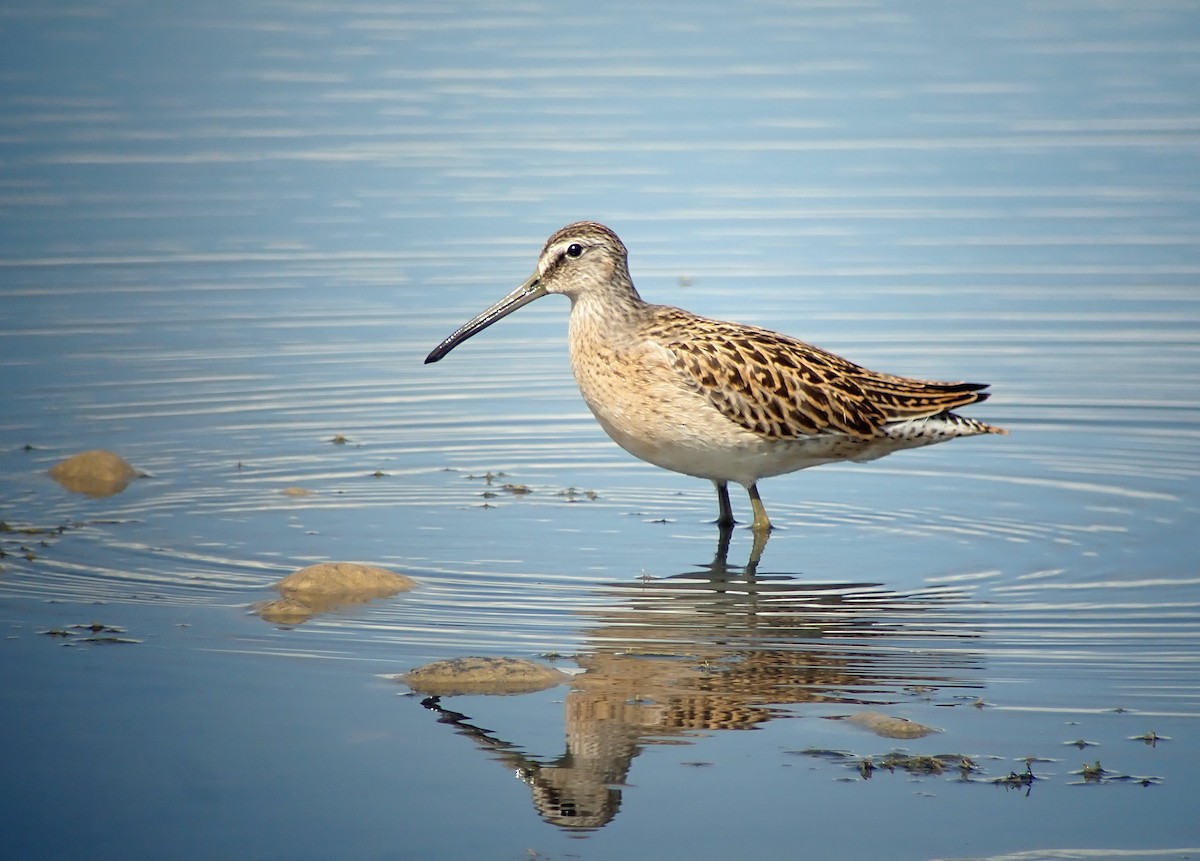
876;753;981;780
556;487;599;502
1;521;68;537
481;481;534;499
783;746;1166;792
1131;731;1168;747
791;748;981;782
78;633;142;645
1;519;76;564
40;622;140;645
790;748;856;762
1067;760;1161;787
76;622;124;634
994;765;1038;793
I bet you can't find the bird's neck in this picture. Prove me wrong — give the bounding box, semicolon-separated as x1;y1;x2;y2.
567;280;648;359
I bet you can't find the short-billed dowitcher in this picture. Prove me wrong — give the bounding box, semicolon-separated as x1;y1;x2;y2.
426;222;1006;532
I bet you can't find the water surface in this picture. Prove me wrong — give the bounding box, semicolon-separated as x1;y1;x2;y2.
2;2;1199;860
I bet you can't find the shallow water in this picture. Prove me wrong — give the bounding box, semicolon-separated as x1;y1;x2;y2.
3;2;1199;859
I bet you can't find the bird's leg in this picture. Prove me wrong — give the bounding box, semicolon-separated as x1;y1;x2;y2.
713;480;735;528
745;483;773;533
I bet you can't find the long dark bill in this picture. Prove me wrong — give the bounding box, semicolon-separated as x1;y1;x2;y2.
424;273;548;364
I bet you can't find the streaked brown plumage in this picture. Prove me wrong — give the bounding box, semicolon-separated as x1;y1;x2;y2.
426;221;1005;532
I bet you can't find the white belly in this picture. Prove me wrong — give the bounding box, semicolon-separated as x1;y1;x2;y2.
569;332;854;485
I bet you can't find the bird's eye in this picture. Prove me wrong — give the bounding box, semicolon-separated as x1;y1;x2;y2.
565;243;583;259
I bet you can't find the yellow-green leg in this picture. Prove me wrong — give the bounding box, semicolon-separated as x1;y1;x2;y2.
746;483;773;533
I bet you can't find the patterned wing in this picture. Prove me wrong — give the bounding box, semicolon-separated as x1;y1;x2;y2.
649;309;990;441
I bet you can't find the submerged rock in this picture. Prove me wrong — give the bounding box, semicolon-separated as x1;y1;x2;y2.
256;562;417;624
254;596;314;626
275;562;416;597
48;450;142;497
843;711;938;739
401;656;571;696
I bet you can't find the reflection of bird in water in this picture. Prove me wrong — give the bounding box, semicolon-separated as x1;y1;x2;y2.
416;533;982;831
426;221;1005;532
419;696;624;831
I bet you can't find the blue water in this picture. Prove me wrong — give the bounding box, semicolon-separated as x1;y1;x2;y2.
2;2;1199;860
